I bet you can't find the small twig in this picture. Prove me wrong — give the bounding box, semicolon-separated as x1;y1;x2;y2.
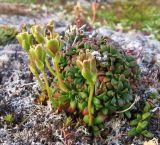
0;50;26;55
79;24;86;30
72;35;78;46
151;107;160;113
116;95;140;113
20;82;37;88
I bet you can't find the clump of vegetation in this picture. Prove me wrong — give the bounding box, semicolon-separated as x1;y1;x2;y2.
128;102;154;138
4;114;14;123
95;0;160;40
0;26;17;45
17;22;140;135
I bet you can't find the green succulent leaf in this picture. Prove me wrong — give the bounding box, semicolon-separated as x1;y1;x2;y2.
130;119;138;126
111;97;116;104
105;101;110;107
83;115;89;124
137;121;148;130
143;102;151;113
111;78;118;86
107;90;114;96
109;47;118;55
119;74;125;81
142;112;151;120
93;98;101;106
141;130;154;138
118;81;123;91
117;98;124;106
123;69;129;76
103;95;109;101
136;127;143;134
106;71;113;76
96;92;106;99
122;88;128;94
125;55;135;62
78;102;83;111
22;41;30;52
128;128;137;136
94;115;106;124
95;104;103;110
136;114;142;121
79;92;88;99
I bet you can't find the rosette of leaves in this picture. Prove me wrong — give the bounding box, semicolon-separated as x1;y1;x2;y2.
52;29;140;134
128;102;154;138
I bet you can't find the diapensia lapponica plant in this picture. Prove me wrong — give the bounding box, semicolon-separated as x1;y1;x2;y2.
17;22;140;135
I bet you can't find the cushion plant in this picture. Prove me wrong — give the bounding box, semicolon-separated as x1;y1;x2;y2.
17;21;140;135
